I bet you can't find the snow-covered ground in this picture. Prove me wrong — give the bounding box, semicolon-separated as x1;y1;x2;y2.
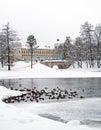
0;85;101;130
0;61;101;130
0;61;101;79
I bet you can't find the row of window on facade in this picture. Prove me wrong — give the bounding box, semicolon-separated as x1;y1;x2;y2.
19;50;53;55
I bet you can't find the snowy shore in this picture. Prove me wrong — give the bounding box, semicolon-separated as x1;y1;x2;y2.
0;61;101;79
0;85;101;130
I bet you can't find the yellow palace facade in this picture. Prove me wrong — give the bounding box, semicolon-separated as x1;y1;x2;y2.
15;48;54;61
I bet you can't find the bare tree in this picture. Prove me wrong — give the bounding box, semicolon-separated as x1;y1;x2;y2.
53;36;74;65
74;37;84;68
80;22;94;68
94;24;101;68
63;36;74;64
53;44;64;60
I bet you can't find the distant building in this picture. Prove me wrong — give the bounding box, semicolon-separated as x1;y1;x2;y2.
15;48;54;61
9;42;63;61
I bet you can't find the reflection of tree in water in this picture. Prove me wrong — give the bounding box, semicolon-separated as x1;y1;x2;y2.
0;79;17;88
0;78;40;89
0;78;101;98
0;80;5;86
5;79;14;88
19;84;22;87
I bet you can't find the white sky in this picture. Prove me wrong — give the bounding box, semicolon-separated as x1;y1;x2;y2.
0;0;101;48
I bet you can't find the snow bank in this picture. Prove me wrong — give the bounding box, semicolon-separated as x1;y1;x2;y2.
0;61;101;79
0;85;100;130
0;85;24;100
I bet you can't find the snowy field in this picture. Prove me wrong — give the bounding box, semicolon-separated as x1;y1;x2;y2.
0;61;101;130
0;61;101;79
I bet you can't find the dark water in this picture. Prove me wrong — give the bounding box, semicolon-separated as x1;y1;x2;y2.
0;78;101;98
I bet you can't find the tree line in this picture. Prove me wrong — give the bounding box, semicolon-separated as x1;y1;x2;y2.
1;21;101;70
54;22;101;68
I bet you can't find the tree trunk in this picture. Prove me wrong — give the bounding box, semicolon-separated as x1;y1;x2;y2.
31;47;33;69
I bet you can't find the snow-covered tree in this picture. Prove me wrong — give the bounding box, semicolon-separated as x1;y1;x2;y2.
63;36;74;64
53;44;64;60
53;36;74;64
27;35;38;69
80;22;94;68
74;37;85;68
0;34;7;68
94;24;101;68
1;22;19;70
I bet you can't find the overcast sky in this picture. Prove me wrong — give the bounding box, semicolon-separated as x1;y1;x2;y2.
0;0;101;48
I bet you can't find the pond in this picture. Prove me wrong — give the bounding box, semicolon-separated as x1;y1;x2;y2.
0;78;101;98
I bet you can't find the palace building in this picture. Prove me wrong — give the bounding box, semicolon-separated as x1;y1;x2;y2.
15;47;54;61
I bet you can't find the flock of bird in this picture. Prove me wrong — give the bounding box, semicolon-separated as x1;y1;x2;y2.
2;87;84;103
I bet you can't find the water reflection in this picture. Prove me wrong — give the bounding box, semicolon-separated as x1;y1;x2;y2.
0;78;101;98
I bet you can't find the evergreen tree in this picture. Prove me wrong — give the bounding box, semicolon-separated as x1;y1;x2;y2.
27;35;38;68
1;22;19;70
